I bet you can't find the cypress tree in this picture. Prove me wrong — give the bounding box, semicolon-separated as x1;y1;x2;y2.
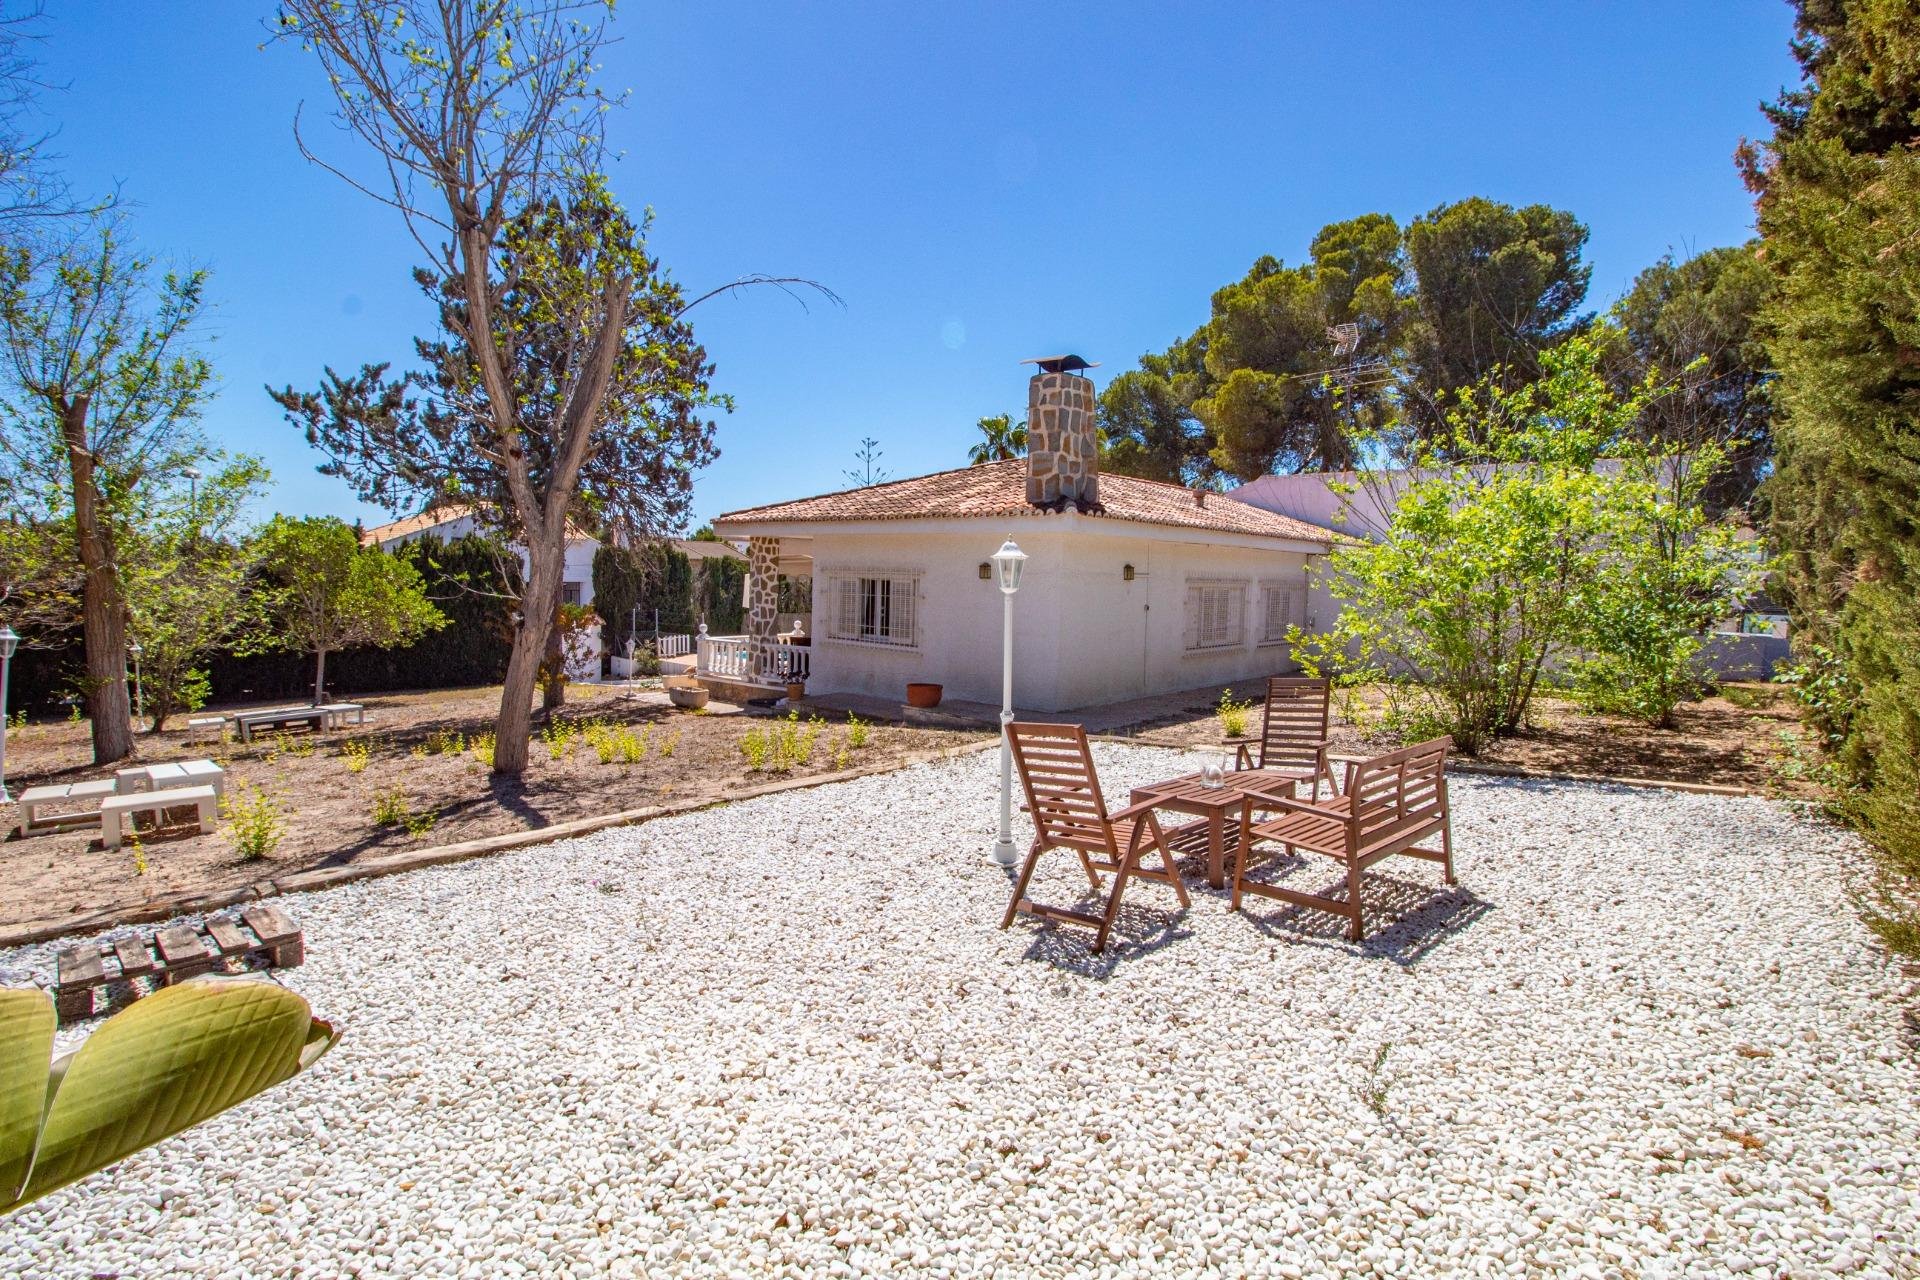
1747;0;1920;930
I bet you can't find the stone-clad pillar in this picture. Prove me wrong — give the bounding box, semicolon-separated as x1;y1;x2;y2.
1025;370;1100;508
746;535;780;683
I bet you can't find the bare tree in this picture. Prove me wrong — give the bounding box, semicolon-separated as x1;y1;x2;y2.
273;0;830;774
272;0;646;773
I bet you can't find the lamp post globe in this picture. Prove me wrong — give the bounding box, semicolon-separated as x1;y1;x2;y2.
987;538;1026;867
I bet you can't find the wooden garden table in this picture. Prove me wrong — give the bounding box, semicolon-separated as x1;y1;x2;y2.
1128;769;1303;889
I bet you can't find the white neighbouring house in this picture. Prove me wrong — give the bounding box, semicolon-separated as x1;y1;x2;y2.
709;359;1338;712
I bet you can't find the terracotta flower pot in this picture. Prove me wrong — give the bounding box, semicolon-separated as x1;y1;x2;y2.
785;681;806;702
905;682;943;709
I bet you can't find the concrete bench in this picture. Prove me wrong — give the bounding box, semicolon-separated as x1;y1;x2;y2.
15;779;118;836
99;784;217;849
115;758;226;800
186;715;227;739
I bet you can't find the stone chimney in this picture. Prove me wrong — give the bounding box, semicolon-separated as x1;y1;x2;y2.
1023;355;1101;509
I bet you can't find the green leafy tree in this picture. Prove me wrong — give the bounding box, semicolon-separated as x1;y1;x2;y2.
1293;334;1661;753
1742;0;1920;937
1098;355;1216;486
1191;215;1408;480
1608;244;1774;513
1574;442;1763;726
0;217;216;764
251;516;447;705
123;457;272;731
967;413;1026;464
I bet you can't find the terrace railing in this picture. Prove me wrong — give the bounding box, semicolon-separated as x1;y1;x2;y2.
696;631;750;681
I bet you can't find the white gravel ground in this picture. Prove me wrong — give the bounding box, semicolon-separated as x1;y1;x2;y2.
2;743;1916;1280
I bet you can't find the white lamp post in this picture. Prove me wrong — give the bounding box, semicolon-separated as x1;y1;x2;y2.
129;638;143;727
0;624;17;803
986;538;1027;866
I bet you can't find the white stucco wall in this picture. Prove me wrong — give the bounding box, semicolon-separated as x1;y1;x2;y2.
798;526;1327;712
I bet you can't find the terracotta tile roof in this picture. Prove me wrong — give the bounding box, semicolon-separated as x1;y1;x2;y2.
360;504;596;547
673;538;744;561
360;507;476;546
713;459;1332;545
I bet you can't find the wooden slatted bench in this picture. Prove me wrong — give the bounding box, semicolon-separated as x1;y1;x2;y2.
52;905;305;1023
1235;736;1457;941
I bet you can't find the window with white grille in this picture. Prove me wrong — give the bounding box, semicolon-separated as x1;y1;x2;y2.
826;572;919;647
1259;582;1296;644
1184;580;1246;652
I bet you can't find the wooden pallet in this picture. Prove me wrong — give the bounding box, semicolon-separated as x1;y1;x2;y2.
53;905;304;1024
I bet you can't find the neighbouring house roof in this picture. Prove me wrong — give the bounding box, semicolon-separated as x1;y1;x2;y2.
359;503;596;548
712;459;1333;546
674;538;745;563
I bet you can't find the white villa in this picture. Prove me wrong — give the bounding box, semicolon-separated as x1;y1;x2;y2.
709;359;1337;711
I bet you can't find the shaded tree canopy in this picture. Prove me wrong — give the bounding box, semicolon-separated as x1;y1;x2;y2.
1099;199;1595;485
1399;198;1591;433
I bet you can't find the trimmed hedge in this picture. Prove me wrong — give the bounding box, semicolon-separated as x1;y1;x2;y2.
207;534;521;703
697;555;746;633
593;543;695;653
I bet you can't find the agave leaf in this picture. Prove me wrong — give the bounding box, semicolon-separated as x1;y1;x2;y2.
2;976;338;1213
0;989;57;1206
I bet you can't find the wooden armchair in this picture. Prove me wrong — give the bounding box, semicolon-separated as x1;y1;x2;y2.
1001;722;1191;953
1233;736;1455;941
1231;676;1337;801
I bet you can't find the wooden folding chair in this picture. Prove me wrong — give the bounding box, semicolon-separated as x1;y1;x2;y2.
1233;676;1338;801
1000;722;1191;953
1234;736;1455;941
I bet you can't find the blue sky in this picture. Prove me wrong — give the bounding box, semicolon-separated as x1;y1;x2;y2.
35;1;1797;530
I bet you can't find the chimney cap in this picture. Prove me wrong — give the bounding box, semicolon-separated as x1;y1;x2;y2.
1021;354;1100;374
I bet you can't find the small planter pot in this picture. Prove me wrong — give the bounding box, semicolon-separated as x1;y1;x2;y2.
905;682;944;709
668;685;710;710
785;682;806;702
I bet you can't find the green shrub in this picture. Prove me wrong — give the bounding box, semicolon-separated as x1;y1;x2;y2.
1215;688;1255;739
339;739;371;774
740;727;770;770
225;786;284;861
846;712;870;749
372;786;412;828
470;732;495;767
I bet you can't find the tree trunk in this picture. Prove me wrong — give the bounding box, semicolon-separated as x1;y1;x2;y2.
312;647;329;706
493;542;565;775
540;616;567;712
59;394;133;765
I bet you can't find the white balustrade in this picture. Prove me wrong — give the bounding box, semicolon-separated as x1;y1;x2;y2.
770;643;810;684
696;632;750;680
656;633;693;658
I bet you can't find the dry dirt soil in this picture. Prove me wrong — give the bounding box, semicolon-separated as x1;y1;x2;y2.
1;678;1819;935
1130;681;1819;797
0;683;985;931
